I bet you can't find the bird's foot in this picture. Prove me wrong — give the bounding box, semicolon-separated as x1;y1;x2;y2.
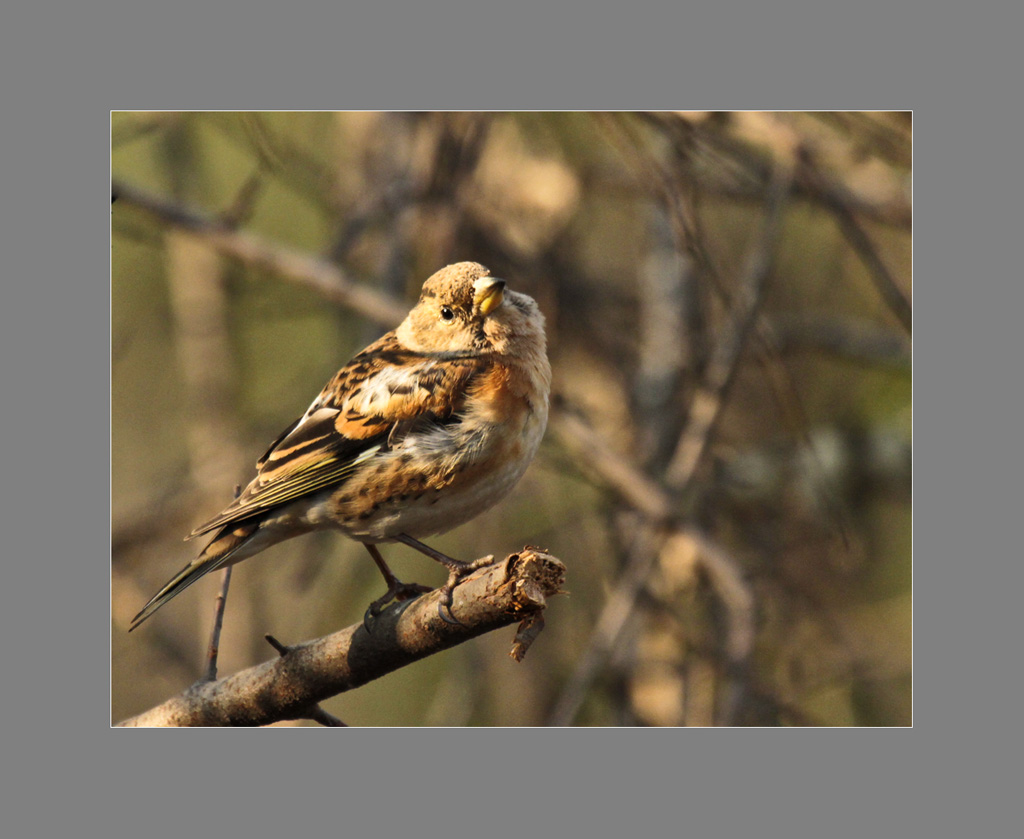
435;555;495;626
362;579;433;632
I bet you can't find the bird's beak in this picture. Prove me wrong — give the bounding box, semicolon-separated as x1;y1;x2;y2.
474;277;506;315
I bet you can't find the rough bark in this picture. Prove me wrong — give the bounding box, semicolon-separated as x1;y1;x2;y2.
117;549;565;727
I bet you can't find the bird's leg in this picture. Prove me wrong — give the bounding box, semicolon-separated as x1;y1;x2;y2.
396;534;495;626
362;543;432;630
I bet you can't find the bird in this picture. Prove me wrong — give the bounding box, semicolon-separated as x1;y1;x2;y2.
130;261;551;631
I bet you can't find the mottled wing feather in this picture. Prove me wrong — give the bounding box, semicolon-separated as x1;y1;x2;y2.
187;410;383;538
188;331;486;538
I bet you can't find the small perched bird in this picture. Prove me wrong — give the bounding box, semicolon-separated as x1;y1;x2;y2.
130;262;551;631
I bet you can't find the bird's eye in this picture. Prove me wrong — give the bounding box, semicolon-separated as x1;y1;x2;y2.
440;306;455;321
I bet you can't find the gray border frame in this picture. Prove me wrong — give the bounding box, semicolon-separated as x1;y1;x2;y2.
14;0;1003;834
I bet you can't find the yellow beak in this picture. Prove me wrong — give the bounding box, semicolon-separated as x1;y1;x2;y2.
474;278;506;315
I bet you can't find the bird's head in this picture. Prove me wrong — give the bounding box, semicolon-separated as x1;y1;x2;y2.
397;262;545;359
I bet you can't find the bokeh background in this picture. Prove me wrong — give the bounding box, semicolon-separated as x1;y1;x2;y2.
112;112;911;726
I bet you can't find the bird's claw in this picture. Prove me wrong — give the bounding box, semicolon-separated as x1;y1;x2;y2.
436;585;464;626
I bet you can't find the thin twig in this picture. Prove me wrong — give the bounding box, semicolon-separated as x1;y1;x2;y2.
203;481;241;683
597;112;717;282
641;112;912;229
665;160;794;491
307;706;348;727
798;153;912;333
809;112;912;169
767;314;911;369
204;567;232;683
328;176;419;263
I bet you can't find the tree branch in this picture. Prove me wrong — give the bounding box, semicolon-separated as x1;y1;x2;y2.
664;158;793;491
111;178;408;328
116;550;565;727
767;314;911;369
797;154;912;333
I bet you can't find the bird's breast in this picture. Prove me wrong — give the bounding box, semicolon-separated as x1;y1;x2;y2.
330;360;548;542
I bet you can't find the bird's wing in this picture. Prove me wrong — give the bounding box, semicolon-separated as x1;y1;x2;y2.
188;333;485;538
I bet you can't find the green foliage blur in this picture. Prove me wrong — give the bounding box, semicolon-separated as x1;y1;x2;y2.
112;112;911;726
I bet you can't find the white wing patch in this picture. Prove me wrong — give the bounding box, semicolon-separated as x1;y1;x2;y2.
346;362;437;415
291;405;338;434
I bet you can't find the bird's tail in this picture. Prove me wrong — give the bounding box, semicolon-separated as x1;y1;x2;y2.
128;523;257;631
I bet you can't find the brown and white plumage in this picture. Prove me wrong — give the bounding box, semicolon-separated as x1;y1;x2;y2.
130;262;550;630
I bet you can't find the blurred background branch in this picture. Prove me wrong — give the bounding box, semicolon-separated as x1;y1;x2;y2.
113;111;911;726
